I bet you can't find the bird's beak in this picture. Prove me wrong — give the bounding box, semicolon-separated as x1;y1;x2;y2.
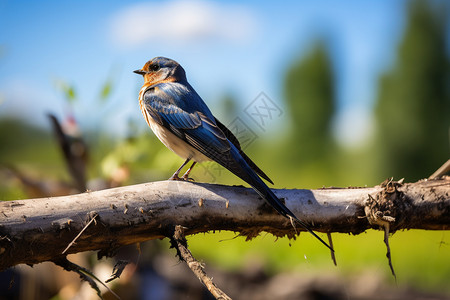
133;69;147;75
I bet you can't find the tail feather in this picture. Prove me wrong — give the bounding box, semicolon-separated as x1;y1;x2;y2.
245;166;333;252
224;145;333;251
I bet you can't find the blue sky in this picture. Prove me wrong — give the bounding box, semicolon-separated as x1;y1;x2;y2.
0;0;408;147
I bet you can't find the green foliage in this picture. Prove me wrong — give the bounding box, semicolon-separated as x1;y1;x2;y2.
375;0;450;181
283;41;336;165
278;41;344;188
0;118;57;164
98;66;121;103
54;79;77;104
99;80;113;102
217;93;239;120
0;118;68;200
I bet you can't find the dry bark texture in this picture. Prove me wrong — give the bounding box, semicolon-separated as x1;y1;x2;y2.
0;178;449;271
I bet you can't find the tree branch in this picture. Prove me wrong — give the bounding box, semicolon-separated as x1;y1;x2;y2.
170;225;232;300
1;178;449;271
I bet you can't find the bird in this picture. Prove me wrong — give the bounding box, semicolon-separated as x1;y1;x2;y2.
134;57;332;251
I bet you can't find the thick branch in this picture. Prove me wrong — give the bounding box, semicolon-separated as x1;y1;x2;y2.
1;178;449;271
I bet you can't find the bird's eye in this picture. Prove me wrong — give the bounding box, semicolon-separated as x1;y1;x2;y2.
149;64;160;72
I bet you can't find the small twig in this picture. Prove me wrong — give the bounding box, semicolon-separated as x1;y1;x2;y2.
106;260;129;283
289;216;298;235
429;159;450;180
383;224;397;281
327;233;337;266
53;257;121;300
62;212;98;254
169;225;232;300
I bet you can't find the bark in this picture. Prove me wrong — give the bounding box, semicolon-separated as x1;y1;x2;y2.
0;178;449;271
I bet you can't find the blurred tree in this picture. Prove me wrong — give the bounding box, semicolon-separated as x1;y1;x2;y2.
219;92;239;120
375;0;450;181
0;118;53;162
283;41;336;165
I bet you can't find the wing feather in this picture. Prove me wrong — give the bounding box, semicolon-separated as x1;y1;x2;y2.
142;85;231;159
214;118;274;184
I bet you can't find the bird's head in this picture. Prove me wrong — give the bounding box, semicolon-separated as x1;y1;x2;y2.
134;57;186;85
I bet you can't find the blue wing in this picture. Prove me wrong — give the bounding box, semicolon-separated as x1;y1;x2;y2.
214;117;273;184
142;82;274;184
142;83;231;160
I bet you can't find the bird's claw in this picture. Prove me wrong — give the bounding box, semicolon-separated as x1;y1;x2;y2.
169;174;183;181
182;176;195;182
169;174;195;182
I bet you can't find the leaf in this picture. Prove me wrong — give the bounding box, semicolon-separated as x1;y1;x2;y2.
99;81;113;102
66;86;76;103
53;78;77;104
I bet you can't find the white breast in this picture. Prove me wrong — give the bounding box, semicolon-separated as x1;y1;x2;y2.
147;115;211;163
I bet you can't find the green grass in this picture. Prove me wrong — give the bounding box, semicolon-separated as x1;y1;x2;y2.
186;229;450;294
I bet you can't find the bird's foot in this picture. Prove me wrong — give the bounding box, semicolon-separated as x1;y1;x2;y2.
168;174;183;181
182;175;195;182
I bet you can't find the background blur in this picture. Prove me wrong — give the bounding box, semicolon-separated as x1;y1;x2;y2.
1;0;449;299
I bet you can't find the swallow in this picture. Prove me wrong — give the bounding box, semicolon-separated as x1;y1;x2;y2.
134;57;332;250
